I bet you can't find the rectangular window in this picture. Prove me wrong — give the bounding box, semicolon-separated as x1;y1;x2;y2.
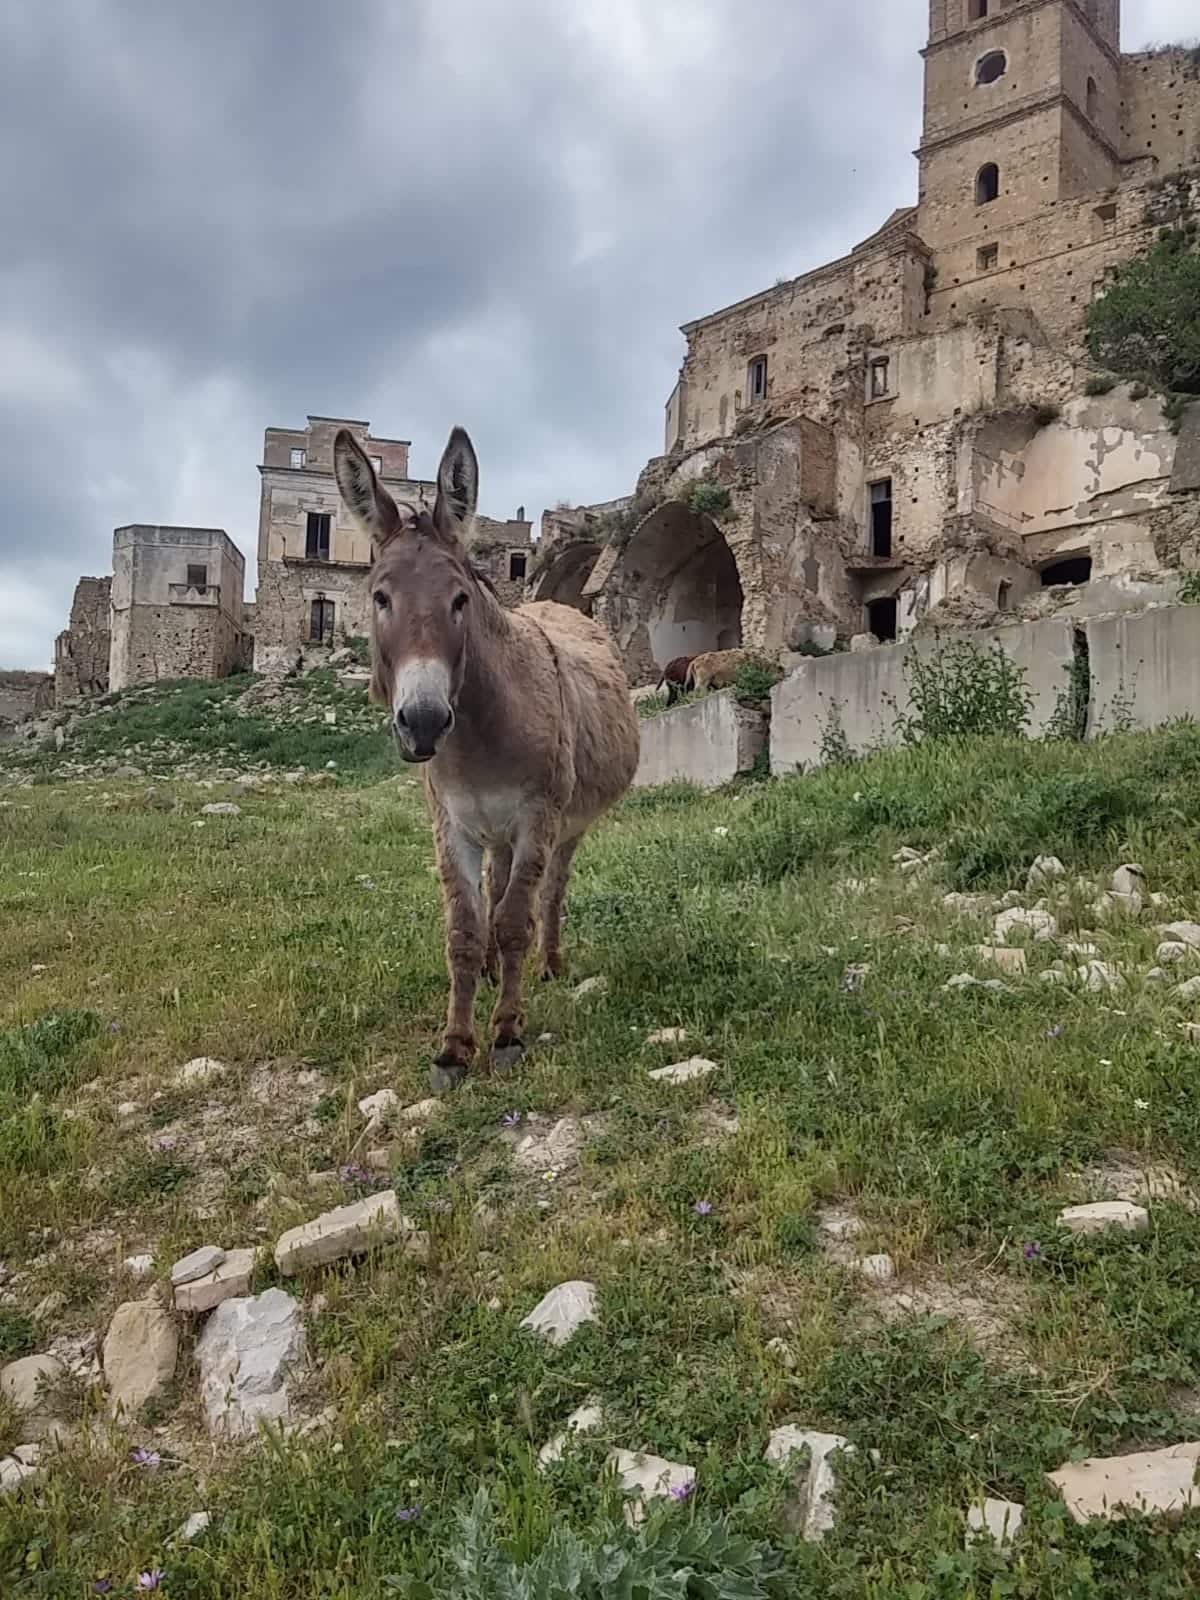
369;455;383;475
186;564;208;591
290;448;307;469
309;598;335;644
305;512;331;561
508;551;527;582
869;357;891;399
869;478;893;558
748;356;768;404
977;242;999;272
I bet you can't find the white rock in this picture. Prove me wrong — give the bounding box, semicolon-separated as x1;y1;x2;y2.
0;1456;38;1495
645;1027;689;1047
274;1191;416;1274
572;976;608;1001
174;1248;257;1314
1;1354;66;1438
201;803;241;817
1157;942;1192;964
1078;961;1124;993
766;1336;797;1369
857;1253;896;1284
648;1057;718;1084
609;1449;695;1525
176;1056;227;1087
357;1089;400;1126
116;1101;141;1123
1047;1442;1200;1524
1065;942;1101;958
399;1097;442;1124
1027;856;1066;889
124;1254;155;1279
945;973;1008;993
1040;968;1068;985
1175;976;1200;1002
538;1399;604;1467
175;1511;212;1543
171;1245;226;1287
13;1444;40;1467
994;907;1058;943
976;946;1027;975
942;892;992;917
1146;967;1170;983
1057;1200;1149;1235
967;1497;1024;1547
520;1281;598;1346
102;1299;178;1417
1159;922;1200;949
1112;864;1147;899
195;1288;306;1439
513;1117;583;1174
764;1426;855;1540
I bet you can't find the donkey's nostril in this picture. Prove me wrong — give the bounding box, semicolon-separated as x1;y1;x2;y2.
394;707;408;730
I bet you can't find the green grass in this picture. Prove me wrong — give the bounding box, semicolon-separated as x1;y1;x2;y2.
6;711;1200;1594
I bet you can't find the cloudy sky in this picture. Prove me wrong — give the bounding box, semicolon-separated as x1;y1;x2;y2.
1;0;1194;668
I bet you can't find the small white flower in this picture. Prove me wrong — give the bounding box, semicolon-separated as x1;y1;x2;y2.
1100;1058;1113;1067
1134;1098;1150;1112
713;826;730;838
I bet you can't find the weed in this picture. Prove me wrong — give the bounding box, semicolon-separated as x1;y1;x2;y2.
682;480;733;520
1180;570;1200;604
0;1309;36;1361
732;658;782;702
897;635;1032;743
818;701;858;767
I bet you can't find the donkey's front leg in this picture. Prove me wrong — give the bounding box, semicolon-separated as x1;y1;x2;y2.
489;824;553;1070
431;822;485;1094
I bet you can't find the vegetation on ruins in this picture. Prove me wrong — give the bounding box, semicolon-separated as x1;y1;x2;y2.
896;635;1033;744
1086;225;1200;417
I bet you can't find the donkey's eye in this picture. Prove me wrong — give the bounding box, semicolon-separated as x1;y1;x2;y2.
451;591;469;614
373;589;390;611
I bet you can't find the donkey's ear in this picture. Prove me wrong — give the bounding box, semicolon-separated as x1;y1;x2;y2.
334;430;402;553
433;426;478;541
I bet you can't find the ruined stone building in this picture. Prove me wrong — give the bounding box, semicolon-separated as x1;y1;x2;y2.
533;0;1200;682
109;526;248;693
253;416;533;674
54;577;112;703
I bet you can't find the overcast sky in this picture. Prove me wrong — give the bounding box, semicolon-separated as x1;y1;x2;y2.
1;0;1194;669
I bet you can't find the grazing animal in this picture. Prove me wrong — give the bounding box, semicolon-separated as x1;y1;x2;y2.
685;648;761;694
655;654;694;706
334;425;640;1092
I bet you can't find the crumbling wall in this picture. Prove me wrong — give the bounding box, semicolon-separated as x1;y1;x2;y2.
112;603;242;690
54;577;111;705
0;671;53;727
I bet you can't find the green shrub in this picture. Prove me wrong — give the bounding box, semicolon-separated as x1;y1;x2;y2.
1086;228;1200;396
1180;570;1200;604
683;480;733;520
897;636;1032;744
818;701;857;766
732;657;783;701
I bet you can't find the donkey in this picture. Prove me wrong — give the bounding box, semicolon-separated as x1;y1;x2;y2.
655;654;694;706
334;425;640;1092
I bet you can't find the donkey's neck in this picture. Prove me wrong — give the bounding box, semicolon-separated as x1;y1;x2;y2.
452;588;523;745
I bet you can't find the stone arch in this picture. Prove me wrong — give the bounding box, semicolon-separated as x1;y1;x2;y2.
527;538;600;612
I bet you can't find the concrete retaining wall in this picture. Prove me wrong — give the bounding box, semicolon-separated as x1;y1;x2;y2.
1086;605;1200;736
634;689;767;789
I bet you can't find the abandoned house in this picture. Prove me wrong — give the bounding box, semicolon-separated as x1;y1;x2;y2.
532;0;1200;683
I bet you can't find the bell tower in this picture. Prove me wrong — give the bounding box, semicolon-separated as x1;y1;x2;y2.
917;0;1121;251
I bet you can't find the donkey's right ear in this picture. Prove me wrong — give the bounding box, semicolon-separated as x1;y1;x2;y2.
334;430;402;553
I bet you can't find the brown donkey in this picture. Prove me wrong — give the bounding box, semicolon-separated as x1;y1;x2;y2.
334;425;640;1092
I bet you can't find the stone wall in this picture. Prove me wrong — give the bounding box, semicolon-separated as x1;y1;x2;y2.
633;689;767;790
54;577;112;706
1085;604;1200;735
110;527;245;693
0;671;53;728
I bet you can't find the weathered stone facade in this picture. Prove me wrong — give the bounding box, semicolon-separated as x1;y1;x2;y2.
0;671;53;733
537;3;1200;681
54;578;112;706
110;527;247;693
254;416;533;674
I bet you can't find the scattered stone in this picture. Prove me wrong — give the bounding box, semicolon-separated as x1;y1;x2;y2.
976;946;1027;975
116;1100;141;1124
609;1449;696;1525
1079;960;1124;993
124;1254;155;1279
1027;856;1066;890
201;802;241;817
102;1299;178;1417
399;1097;442;1124
1146;967;1170;983
841;963;871;992
944;973;1008;994
174;1249;256;1314
572;976;608;1001
176;1057;227;1087
175;1511;212;1544
967;1497;1024;1547
171;1245;226;1287
1078;1154;1197;1210
1159;922;1200;949
13;1444;40;1467
645;1027;689;1047
512;1117;584;1175
274;1191;418;1274
1040;968;1067;985
1157;941;1192;964
1047;1442;1200;1524
0;1455;39;1495
1064;941;1101;958
195;1288;306;1439
943;892;992;918
766;1336;797;1369
764;1426;855;1541
1057;1200;1148;1236
520;1281;598;1346
537;1399;604;1468
1111;864;1147;902
993;908;1058;943
648;1057;718;1085
0;1354;66;1439
857;1253;896;1284
357;1089;400;1127
1176;976;1200;1002
1185;1023;1200;1044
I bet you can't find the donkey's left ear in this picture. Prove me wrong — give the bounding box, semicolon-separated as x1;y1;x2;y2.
433;426;478;540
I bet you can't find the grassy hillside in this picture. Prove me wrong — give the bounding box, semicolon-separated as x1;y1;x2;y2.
4;709;1200;1595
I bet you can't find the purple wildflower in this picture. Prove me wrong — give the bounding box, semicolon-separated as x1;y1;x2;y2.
92;1582;114;1595
130;1448;161;1470
153;1136;176;1153
692;1200;713;1217
427;1197;452;1215
500;1111;523;1129
338;1163;374;1187
1022;1241;1042;1262
669;1480;695;1501
137;1573;164;1592
108;1022;121;1034
395;1505;421;1523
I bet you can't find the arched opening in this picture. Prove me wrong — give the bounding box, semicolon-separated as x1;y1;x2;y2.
867;597;898;643
975;51;1007;86
1041;555;1093;587
617;500;744;679
975;162;1000;205
1086;75;1099;120
528;539;600;613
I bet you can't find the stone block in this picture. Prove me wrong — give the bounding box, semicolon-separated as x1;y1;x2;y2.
1048;1442;1200;1523
274;1191;416;1273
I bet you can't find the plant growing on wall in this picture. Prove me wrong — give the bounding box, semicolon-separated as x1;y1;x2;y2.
681;479;733;520
897;635;1032;743
1085;227;1200;408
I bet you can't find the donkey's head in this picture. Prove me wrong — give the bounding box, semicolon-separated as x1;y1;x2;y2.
334;425;480;763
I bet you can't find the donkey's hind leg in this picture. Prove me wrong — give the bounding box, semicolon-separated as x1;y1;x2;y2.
538;834;580;980
482;845;512;984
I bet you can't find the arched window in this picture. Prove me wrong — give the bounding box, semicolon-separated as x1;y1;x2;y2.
976;163;1000;205
1086;75;1098;120
969;0;989;17
975;50;1007;85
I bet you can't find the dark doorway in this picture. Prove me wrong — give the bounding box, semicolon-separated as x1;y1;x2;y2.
1041;555;1093;587
867;597;898;642
869;479;893;558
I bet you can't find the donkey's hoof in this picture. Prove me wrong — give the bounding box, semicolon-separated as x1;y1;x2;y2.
490;1040;525;1076
430;1057;469;1094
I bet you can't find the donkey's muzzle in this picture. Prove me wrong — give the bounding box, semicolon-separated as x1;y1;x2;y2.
394;700;454;763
